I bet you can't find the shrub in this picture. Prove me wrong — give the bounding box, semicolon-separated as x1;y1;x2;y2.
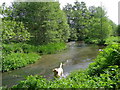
87;44;120;76
2;42;66;54
36;43;66;54
13;75;48;88
2;43;36;54
2;20;31;43
2;53;40;72
105;36;120;45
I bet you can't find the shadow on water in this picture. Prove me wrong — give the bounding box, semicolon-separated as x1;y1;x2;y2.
2;42;102;87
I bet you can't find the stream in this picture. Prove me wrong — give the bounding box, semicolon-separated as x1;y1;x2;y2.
2;42;101;87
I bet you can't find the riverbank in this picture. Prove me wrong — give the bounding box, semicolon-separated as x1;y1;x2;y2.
2;43;99;88
12;44;120;88
2;42;67;72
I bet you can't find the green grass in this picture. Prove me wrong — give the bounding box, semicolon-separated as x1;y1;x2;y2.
2;42;66;54
12;44;120;88
36;43;66;54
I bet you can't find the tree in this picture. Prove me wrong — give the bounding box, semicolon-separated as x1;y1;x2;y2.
2;20;31;43
63;3;77;41
117;25;120;36
1;3;30;43
107;20;117;36
1;3;13;21
85;6;113;44
10;2;70;45
63;1;91;41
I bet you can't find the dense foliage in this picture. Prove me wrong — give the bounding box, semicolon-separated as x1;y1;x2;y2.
2;42;66;72
63;1;117;44
117;25;120;36
63;2;90;41
8;2;70;45
87;44;120;76
3;42;66;55
12;44;120;88
105;36;120;45
2;53;40;72
2;1;118;45
2;20;30;43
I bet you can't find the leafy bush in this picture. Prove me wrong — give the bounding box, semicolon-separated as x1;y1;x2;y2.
2;53;40;72
85;38;101;44
13;75;48;88
2;20;31;43
3;43;25;54
105;36;120;45
87;44;120;76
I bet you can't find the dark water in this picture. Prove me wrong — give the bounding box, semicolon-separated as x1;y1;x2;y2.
2;42;101;87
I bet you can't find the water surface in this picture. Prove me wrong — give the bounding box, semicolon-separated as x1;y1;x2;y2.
2;42;100;87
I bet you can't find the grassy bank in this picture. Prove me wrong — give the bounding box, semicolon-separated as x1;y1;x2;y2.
12;44;120;88
2;42;66;54
2;42;67;72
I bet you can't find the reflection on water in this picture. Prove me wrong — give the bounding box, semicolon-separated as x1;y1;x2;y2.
2;42;100;87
